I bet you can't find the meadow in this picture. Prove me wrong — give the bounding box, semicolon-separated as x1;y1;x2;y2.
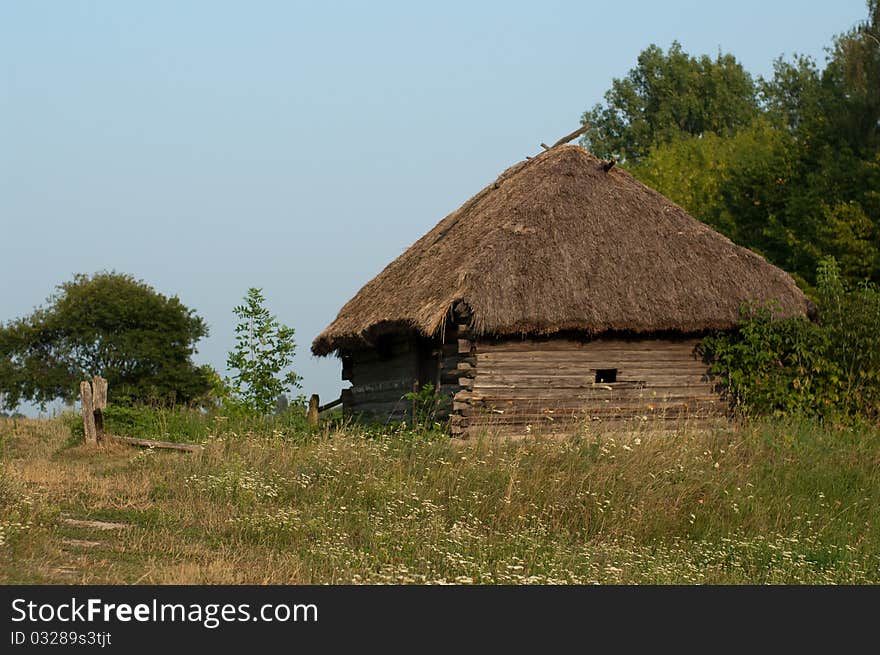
0;414;878;584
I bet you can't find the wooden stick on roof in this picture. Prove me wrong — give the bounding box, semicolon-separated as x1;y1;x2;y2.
550;124;589;149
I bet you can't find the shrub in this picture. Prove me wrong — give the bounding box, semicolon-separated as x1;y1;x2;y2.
226;288;301;415
701;258;880;420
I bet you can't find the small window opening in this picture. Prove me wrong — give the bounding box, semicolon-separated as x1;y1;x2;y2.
595;368;618;383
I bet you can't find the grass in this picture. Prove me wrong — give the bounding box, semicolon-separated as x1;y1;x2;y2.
0;414;878;584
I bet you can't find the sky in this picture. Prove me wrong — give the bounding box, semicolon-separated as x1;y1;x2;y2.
0;1;870;415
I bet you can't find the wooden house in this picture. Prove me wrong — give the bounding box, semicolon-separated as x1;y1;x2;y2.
312;144;810;436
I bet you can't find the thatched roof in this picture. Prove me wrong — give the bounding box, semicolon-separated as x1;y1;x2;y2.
313;145;809;356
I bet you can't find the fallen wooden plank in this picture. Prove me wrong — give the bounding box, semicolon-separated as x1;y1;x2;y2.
111;435;204;452
61;517;131;530
62;538;103;548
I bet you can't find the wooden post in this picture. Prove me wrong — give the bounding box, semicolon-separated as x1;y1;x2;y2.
307;394;319;426
91;376;108;442
80;381;97;445
411;380;419;425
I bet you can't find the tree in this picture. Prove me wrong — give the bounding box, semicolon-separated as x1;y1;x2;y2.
609;3;880;287
0;272;212;410
226;288;301;415
581;42;759;163
822;0;880;154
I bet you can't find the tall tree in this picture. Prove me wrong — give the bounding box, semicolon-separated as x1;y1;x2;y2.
609;2;880;286
581;42;759;163
0;272;212;409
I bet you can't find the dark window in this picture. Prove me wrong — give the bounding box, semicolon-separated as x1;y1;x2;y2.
595;368;617;383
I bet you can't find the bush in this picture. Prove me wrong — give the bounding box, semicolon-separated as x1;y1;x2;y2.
226;288;301;416
64;403;314;444
65;405;209;443
701;258;880;420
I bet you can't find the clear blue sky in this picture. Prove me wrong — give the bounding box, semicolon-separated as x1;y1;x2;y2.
0;1;869;415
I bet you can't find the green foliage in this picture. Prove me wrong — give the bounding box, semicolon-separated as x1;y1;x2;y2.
702;259;880;420
581;41;759;163
0;272;212;410
63;402;313;445
630;119;795;248
64;405;209;444
588;4;880;286
226;288;301;415
815;258;880;414
402;383;442;432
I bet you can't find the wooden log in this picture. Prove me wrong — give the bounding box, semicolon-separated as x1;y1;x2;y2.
350;388;409;404
346;399;410;415
91;376;108;410
473;374;706;389
91;376;108;442
351;361;418;385
307;394;319;426
479;339;700;353
112;435;204;452
349;377;413;394
462;403;723;423
468;387;717;402
411;380;419;425
550;124;589;148
471;397;721;413
458;339;472;354
318;396;343;413
477;355;704;367
476;367;708;379
80;381;97;445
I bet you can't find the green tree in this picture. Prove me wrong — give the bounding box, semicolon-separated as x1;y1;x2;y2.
630;119;796;252
0;272;212;409
581;42;759;163
619;2;880;286
226;288;301;415
822;0;880;154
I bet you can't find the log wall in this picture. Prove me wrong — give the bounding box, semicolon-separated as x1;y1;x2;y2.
453;336;724;436
341;303;475;426
344;334;419;422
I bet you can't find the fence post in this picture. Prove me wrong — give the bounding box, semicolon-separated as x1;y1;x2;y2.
92;376;108;442
307;394;320;426
411;380;419;426
80;381;97;445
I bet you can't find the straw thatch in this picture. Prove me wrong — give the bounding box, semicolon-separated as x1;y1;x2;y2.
313;145;809;356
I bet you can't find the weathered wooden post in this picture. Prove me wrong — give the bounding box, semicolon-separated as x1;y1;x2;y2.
307;394;320;426
80;376;108;445
411;380;419;426
80;381;97;445
92;376;108;442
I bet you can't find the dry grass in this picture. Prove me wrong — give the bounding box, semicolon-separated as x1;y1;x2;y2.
1;416;878;584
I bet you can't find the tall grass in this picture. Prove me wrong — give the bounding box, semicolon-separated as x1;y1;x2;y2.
1;416;878;584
